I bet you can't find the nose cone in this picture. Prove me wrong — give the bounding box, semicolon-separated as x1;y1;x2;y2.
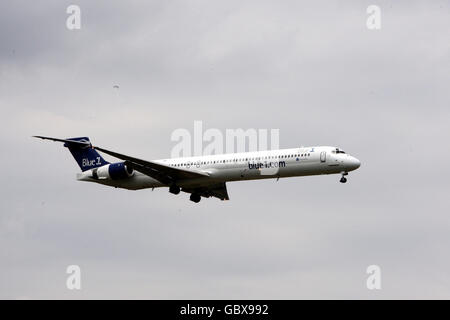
347;156;361;171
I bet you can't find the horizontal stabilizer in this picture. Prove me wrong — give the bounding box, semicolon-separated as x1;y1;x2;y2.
33;136;91;147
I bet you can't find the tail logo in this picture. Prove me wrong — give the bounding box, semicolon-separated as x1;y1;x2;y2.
82;157;102;168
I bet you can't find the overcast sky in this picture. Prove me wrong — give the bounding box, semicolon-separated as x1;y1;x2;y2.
1;0;449;299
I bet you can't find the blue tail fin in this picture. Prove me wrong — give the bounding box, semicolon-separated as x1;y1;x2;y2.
64;137;109;171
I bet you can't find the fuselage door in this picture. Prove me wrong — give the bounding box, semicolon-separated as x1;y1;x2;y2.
320;151;326;163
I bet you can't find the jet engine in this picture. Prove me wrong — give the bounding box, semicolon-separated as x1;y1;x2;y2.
91;162;134;180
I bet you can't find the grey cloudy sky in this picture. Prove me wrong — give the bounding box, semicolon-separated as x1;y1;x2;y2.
1;0;449;299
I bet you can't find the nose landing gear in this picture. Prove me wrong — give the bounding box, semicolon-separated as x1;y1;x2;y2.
340;172;348;183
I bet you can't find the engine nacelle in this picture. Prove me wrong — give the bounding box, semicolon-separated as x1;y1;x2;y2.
91;162;134;180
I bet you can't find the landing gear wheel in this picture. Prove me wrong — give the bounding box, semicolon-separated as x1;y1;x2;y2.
169;185;180;195
340;172;348;183
190;193;201;203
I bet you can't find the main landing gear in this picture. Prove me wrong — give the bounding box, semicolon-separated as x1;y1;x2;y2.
169;185;201;203
340;172;348;183
190;193;201;203
169;185;180;195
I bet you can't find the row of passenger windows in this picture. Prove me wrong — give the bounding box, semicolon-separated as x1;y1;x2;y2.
169;153;311;167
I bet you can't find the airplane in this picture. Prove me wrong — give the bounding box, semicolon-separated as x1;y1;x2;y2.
33;136;361;203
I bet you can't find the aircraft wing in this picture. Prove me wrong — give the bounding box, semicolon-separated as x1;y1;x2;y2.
95;146;229;200
95;146;230;200
94;146;209;184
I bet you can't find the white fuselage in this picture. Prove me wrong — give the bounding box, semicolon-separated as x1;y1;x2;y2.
77;146;361;190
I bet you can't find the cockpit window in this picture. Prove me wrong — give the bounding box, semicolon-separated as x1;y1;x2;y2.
334;148;346;154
